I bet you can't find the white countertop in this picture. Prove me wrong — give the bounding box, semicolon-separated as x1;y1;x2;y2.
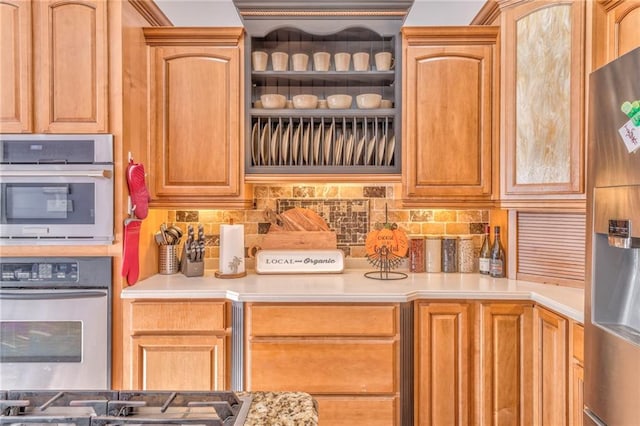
122;269;585;322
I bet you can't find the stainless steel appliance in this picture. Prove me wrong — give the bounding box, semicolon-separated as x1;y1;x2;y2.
0;134;113;244
0;390;252;426
0;257;112;390
585;47;640;425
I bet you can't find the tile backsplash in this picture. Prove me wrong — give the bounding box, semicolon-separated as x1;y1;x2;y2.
276;198;370;246
166;183;489;265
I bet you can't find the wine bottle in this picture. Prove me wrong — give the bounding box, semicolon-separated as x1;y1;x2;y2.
479;225;491;275
489;226;506;278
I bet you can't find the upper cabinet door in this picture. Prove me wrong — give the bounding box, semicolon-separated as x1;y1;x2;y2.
603;1;640;63
501;1;585;198
402;27;498;207
146;28;249;206
0;0;32;133
33;0;108;133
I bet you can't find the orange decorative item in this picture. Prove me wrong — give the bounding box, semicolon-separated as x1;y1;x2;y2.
364;205;409;280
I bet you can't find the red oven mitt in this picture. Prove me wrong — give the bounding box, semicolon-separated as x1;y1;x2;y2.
126;159;150;220
122;218;142;285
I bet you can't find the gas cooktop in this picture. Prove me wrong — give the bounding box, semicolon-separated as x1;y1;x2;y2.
0;390;252;425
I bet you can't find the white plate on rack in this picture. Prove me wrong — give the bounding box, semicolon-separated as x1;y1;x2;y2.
334;131;344;165
385;134;395;166
291;122;301;165
251;122;259;165
260;124;269;165
355;134;365;165
366;135;376;165
270;123;280;164
377;132;386;165
302;123;311;165
344;132;354;165
323;122;334;165
281;123;290;164
312;124;322;165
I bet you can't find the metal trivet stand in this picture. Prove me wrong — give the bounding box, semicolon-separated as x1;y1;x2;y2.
365;245;408;280
364;205;408;280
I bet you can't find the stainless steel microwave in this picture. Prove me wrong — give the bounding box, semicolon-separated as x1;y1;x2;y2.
0;134;114;245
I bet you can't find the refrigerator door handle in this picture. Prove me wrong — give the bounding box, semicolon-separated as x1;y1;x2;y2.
584;408;607;426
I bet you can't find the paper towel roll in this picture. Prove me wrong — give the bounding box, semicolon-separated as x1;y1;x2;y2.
219;224;245;275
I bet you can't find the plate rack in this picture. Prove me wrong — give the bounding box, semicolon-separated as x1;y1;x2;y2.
244;25;402;175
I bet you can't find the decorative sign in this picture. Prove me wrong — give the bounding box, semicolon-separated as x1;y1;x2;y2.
619;119;640;154
365;226;409;262
255;250;344;274
364;222;409;280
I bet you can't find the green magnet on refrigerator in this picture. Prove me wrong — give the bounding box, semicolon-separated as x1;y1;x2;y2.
621;100;640;126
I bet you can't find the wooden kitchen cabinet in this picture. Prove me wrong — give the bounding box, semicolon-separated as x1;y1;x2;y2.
414;302;473;425
499;1;585;205
415;301;536;425
533;306;568;426
0;0;108;133
245;303;400;426
128;334;225;391
144;28;251;209
123;299;229;391
569;321;584;426
401;27;498;208
591;1;640;68
478;302;534;425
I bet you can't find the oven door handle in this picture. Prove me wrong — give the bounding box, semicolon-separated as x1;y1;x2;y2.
0;291;107;300
0;170;112;179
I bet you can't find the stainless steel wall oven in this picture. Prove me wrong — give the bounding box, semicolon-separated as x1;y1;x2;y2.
0;257;112;390
0;134;113;244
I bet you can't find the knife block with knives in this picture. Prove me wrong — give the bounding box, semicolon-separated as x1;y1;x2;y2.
180;224;205;277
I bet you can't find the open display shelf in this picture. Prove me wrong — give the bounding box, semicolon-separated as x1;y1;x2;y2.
245;26;401;175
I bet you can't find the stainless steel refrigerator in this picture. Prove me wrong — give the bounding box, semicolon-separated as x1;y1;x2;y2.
585;46;640;425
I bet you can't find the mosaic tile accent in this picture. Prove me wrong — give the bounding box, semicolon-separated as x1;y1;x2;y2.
363;186;386;198
410;210;434;222
205;234;219;247
258;222;271;234
176;210;199;222
293;186;316;198
277;199;370;246
470;223;488;234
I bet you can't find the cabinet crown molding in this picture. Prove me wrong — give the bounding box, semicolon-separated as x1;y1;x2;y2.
233;0;413;16
471;0;501;25
143;27;244;46
402;26;499;44
128;0;172;26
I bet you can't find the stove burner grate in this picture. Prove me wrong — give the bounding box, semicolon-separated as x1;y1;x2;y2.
0;390;251;426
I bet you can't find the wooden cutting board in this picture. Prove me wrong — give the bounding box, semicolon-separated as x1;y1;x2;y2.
254;231;337;250
264;207;330;232
251;207;335;250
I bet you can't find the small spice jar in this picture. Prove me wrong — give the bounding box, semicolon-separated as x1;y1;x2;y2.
425;235;442;273
442;236;458;273
457;235;475;273
409;236;426;272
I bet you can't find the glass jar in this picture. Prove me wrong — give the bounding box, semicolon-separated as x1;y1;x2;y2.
425;235;442;273
458;235;475;273
442;236;458;273
409;236;425;273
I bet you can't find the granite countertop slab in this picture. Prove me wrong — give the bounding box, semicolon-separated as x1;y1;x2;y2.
122;269;585;322
242;392;318;426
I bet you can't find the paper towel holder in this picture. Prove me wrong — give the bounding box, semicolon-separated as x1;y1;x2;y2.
215;219;247;279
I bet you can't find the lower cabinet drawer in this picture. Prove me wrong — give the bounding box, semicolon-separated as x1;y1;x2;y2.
248;303;398;337
314;395;399;426
248;339;398;393
129;300;226;333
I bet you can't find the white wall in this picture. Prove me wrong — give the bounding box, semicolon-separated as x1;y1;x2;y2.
155;0;243;26
405;0;485;26
155;0;485;27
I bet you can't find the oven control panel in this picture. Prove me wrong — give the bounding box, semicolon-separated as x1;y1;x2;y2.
1;262;78;282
